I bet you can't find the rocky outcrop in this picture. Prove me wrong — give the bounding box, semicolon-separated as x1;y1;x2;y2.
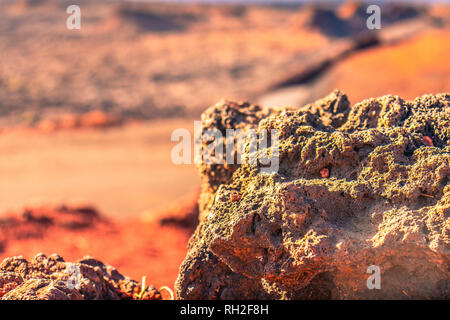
0;254;161;300
176;91;449;299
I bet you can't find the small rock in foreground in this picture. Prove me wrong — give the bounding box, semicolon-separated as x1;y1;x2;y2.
0;254;161;300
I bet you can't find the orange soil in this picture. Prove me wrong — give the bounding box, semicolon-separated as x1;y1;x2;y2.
0;120;199;219
2;221;191;290
0;120;201;292
325;29;450;103
0;199;198;291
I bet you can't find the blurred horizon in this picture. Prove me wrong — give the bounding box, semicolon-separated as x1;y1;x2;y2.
0;0;448;218
126;0;447;4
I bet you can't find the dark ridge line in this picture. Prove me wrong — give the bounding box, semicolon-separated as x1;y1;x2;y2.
263;34;381;92
255;18;441;98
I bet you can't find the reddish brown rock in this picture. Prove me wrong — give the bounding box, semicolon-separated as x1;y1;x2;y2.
176;91;449;299
0;253;161;300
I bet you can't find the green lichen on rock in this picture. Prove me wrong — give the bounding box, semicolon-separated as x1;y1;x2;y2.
176;90;449;299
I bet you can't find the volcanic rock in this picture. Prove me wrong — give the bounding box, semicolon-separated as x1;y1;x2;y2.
0;254;161;300
176;90;449;299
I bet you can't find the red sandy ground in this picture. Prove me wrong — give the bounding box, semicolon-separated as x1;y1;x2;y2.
0;120;200;218
0;196;198;294
0;120;200;297
324;29;450;103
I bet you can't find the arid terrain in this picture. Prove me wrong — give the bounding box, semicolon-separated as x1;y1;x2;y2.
0;0;449;299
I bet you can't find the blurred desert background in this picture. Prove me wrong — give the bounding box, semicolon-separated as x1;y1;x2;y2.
0;0;449;291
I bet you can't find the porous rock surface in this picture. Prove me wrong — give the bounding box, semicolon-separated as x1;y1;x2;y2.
176;90;449;299
0;254;161;300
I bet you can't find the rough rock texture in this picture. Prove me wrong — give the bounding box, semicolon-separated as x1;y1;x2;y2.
0;254;161;300
176;90;449;299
